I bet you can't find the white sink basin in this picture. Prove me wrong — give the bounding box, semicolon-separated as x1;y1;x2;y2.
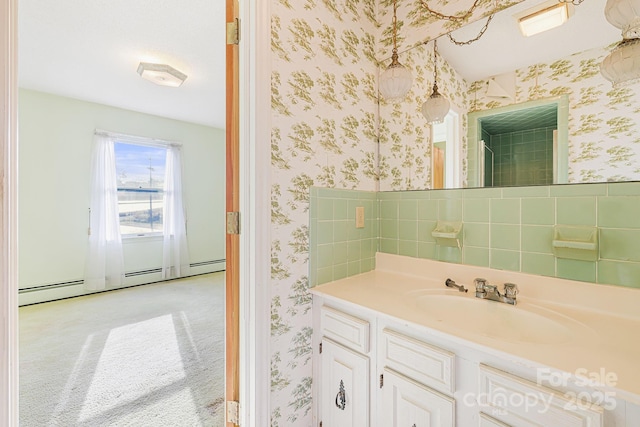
408;291;593;345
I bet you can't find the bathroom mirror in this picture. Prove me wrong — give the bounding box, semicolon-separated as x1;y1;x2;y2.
378;0;640;190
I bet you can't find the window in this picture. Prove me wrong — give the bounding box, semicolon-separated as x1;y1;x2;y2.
114;142;167;236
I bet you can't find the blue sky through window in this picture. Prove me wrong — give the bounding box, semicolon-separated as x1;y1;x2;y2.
114;142;166;189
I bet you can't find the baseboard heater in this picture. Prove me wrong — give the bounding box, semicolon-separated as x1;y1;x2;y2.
19;259;226;294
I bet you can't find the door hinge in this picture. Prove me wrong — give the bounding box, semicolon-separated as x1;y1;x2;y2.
227;400;240;425
227;212;240;234
319;342;322;354
380;373;384;388
226;18;240;45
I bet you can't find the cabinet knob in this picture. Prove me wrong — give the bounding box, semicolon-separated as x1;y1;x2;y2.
335;379;346;410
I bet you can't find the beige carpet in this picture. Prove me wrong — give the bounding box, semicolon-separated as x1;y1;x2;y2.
19;273;225;427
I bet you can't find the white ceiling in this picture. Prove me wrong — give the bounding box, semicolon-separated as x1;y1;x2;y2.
18;0;620;129
438;0;621;82
18;0;226;129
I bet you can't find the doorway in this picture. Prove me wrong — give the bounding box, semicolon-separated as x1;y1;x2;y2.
4;0;270;425
467;95;569;188
16;0;228;424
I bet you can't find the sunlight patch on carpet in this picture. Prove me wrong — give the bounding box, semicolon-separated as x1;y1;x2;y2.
78;314;188;422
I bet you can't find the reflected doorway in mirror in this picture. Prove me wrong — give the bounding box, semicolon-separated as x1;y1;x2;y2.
467;95;569;188
431;110;462;189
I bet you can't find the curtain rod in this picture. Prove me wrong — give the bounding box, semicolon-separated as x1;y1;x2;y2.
94;129;182;147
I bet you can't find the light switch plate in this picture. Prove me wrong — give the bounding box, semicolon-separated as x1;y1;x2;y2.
355;206;365;228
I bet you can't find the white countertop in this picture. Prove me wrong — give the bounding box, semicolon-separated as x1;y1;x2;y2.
311;253;640;404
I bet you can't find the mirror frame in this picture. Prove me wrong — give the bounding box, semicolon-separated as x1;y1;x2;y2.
466;95;569;188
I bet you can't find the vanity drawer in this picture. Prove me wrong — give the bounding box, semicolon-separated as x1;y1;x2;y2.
380;328;455;395
320;306;370;354
479;364;603;427
479;413;511;427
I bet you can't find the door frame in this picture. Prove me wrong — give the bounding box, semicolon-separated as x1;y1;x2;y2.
1;0;19;424
235;0;271;425
0;0;271;425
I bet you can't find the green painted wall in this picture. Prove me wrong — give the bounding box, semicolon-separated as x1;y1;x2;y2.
18;89;225;303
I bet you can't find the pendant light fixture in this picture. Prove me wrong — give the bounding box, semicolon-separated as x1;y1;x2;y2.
601;0;640;86
379;0;413;101
421;40;450;124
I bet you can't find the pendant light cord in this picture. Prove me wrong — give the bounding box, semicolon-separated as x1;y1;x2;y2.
432;39;440;94
433;40;438;85
391;0;399;56
419;0;483;22
447;13;495;45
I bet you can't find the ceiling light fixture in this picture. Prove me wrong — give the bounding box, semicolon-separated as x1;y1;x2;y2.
516;1;571;37
601;0;640;87
421;40;450;124
137;62;187;87
379;0;413;101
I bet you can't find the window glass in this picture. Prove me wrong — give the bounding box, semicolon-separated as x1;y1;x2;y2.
114;142;167;236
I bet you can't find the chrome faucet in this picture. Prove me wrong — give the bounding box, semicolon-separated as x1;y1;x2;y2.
474;278;518;305
445;278;468;293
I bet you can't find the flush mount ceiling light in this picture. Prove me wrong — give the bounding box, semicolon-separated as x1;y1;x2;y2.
515;1;572;37
421;40;450;124
601;0;640;86
379;0;413;101
137;62;187;87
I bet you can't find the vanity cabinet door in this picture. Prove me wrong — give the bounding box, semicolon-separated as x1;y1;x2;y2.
320;338;369;427
381;368;455;427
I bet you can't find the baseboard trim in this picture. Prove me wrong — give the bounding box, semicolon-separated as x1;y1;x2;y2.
19;259;227;294
18;260;226;306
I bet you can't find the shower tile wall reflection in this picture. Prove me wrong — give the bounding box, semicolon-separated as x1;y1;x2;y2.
485;126;555;187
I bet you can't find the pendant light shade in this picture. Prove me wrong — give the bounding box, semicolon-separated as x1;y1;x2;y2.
601;38;640;86
601;0;640;86
421;40;450;124
379;0;413;101
379;52;413;100
421;84;451;124
605;0;640;38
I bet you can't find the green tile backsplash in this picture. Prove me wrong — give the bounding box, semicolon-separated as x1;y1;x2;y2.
309;187;378;286
310;183;640;288
377;183;640;287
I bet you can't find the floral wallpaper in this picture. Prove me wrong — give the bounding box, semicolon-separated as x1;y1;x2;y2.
268;0;524;424
270;0;379;425
469;44;640;183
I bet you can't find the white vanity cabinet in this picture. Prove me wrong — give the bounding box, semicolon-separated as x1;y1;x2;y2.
320;338;369;427
380;368;455;427
479;413;511;427
313;298;608;427
477;364;603;427
317;306;372;427
379;328;456;427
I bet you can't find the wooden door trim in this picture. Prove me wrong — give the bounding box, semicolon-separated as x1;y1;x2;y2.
0;0;19;425
226;0;240;424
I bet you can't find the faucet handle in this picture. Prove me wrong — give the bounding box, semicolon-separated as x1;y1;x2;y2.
474;278;487;292
504;283;519;298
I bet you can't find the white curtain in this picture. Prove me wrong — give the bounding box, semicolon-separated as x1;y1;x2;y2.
162;145;191;279
84;134;124;290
